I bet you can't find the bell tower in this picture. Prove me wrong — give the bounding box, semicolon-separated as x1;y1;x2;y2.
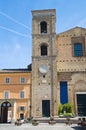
31;9;57;117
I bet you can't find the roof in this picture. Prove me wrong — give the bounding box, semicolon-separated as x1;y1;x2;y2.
0;64;32;73
57;26;86;36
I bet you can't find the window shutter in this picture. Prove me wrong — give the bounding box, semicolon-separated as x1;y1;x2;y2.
18;106;20;111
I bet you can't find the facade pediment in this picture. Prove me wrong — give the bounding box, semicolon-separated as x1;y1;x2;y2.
57;27;86;37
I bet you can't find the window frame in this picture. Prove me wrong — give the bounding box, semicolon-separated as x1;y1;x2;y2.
4;91;9;99
18;106;26;111
20;77;26;84
40;21;47;34
5;77;10;84
71;36;85;57
20;90;25;99
74;43;83;57
40;43;48;56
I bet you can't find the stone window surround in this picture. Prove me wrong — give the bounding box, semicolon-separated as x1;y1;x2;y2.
71;36;86;57
5;77;10;84
4;90;10;99
40;21;47;34
20;77;26;84
20;90;25;99
40;43;48;56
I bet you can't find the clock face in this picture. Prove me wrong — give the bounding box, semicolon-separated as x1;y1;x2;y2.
39;64;48;74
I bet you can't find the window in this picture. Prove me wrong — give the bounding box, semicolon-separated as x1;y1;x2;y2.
1;102;11;107
6;77;10;84
74;43;83;57
71;36;85;57
60;81;68;104
18;106;26;111
4;91;9;99
40;21;47;33
41;44;48;56
21;106;26;111
20;91;25;98
20;77;25;84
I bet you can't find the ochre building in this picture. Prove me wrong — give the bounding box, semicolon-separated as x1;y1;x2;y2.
0;68;31;123
0;9;86;122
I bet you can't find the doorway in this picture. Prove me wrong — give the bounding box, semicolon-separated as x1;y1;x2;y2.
77;94;86;116
42;100;50;117
1;101;12;123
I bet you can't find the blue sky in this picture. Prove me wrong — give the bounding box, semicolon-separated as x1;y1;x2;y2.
0;0;86;69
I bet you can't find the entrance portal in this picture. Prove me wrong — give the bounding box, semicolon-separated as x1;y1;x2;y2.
42;100;50;117
1;101;12;123
77;94;86;116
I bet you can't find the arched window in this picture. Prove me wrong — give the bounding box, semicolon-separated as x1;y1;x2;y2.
74;43;83;56
1;101;12;107
40;21;47;33
41;44;48;56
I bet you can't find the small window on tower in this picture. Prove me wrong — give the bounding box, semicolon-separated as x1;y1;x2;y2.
41;44;48;56
40;21;47;33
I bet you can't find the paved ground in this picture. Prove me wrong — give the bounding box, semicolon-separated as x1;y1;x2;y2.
0;123;85;130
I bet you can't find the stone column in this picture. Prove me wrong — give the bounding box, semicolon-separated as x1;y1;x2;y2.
13;101;16;121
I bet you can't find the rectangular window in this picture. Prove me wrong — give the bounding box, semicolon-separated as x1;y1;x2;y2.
41;45;48;56
74;43;83;57
20;91;25;98
4;91;9;99
21;106;26;111
18;106;26;111
6;77;10;84
60;81;68;104
71;36;85;57
20;77;25;84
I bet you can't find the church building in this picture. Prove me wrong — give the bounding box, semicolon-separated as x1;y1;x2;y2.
31;9;86;117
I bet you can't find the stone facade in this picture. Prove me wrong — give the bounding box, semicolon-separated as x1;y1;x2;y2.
56;27;86;115
32;9;57;117
31;9;86;117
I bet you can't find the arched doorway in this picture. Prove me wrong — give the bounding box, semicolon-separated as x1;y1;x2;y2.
1;101;12;123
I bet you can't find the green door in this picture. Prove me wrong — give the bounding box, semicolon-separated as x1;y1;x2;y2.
42;100;50;117
77;94;86;116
